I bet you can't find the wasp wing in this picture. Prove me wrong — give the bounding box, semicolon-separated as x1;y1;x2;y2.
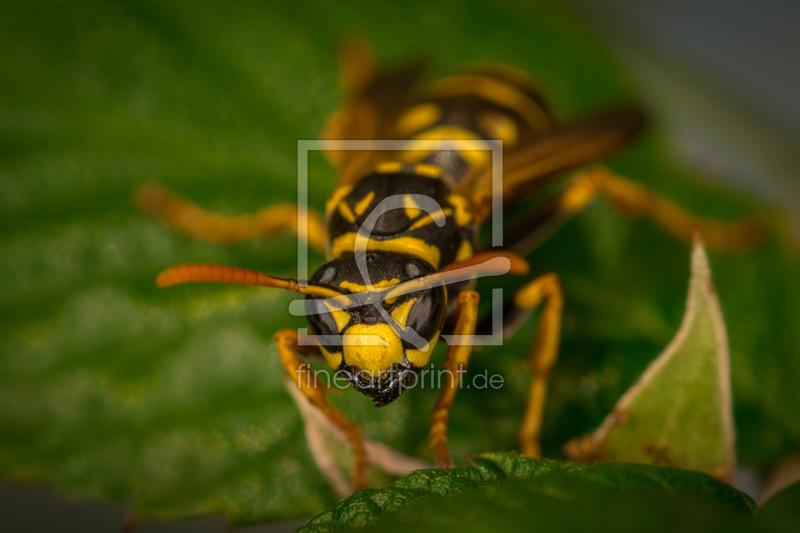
462;106;646;223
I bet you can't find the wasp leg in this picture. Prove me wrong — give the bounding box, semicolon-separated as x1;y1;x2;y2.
337;40;377;95
503;166;764;255
429;290;480;468
577;166;764;252
320;41;375;168
136;184;328;254
502;174;608;255
275;329;367;490
501;274;564;459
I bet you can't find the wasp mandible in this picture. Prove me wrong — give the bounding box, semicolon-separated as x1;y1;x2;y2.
138;43;763;490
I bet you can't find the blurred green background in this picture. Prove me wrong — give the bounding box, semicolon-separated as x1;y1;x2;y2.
1;0;799;531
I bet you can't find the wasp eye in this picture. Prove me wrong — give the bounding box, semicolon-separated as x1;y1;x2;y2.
402;283;446;348
405;260;425;278
315;264;337;284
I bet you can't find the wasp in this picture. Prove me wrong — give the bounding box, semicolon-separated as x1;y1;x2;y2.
137;43;763;490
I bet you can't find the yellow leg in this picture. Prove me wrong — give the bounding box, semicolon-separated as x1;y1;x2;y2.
338;40;377;95
275;329;367;490
321;40;376;169
514;274;564;459
568;167;764;252
428;290;480;468
136;184;328;254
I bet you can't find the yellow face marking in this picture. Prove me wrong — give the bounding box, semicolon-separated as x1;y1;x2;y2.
338;200;356;223
478;111;518;146
402;126;490;168
389;297;417;327
447;194;473;227
429;75;551;134
320;346;343;368
325;185;353;215
339;278;400;293
395;103;441;136
376;161;404;173
455;239;474;262
354;191;375;216
331;233;441;269
403;195;422;220
413;164;442;178
343;323;404;374
409;207;452;231
406;332;440;368
322;301;350;331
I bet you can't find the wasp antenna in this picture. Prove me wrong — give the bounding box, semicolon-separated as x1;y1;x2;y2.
156;263;298;290
440;251;530;276
383;252;529;301
155;263;349;302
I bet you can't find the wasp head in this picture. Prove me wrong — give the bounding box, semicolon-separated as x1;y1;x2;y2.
305;251;446;407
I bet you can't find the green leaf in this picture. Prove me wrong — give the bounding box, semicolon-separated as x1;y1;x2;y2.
299;453;756;533
564;239;736;480
2;0;799;527
759;482;800;529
